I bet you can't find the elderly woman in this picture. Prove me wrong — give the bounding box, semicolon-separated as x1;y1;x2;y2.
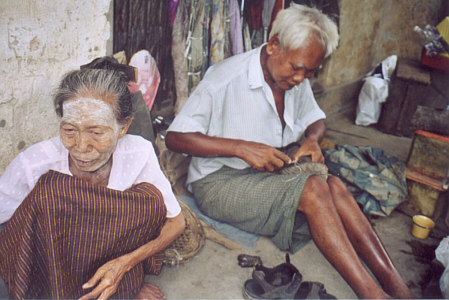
0;69;185;299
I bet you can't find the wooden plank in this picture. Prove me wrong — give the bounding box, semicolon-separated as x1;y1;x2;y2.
406;167;446;191
415;129;449;143
396;83;429;137
396;59;431;85
377;77;408;134
113;0;130;59
412;105;449;136
113;0;176;116
129;1;147;55
407;179;442;217
406;132;449;180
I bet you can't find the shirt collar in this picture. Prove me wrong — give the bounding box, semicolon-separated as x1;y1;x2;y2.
248;44;266;89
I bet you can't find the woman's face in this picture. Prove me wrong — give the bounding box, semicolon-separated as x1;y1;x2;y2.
59;97;124;173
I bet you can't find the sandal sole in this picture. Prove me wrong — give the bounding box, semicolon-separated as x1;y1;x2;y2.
242;279;265;299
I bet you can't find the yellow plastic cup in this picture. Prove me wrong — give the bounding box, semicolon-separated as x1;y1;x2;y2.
411;215;435;239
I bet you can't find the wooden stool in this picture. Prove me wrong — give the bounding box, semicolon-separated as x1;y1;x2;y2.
377;59;431;137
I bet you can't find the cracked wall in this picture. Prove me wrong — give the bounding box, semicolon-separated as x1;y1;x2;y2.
0;0;112;175
316;0;443;115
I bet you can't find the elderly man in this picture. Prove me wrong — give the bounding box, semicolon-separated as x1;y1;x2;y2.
166;4;413;299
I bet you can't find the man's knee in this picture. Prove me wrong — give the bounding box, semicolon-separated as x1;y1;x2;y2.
304;175;329;194
327;176;351;197
299;175;333;214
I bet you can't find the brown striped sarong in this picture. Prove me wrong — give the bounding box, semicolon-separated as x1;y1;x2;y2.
0;170;167;299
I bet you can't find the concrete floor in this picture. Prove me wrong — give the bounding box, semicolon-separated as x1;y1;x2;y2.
147;110;444;299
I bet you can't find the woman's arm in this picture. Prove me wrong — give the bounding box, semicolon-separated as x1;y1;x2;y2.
79;213;185;300
165;131;291;172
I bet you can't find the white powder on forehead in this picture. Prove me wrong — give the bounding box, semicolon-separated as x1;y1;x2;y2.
62;97;120;132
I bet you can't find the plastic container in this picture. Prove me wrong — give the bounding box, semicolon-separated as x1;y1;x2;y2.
411;215;435;239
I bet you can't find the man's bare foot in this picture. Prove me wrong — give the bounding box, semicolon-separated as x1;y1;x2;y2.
134;282;164;300
385;285;416;299
380;272;416;299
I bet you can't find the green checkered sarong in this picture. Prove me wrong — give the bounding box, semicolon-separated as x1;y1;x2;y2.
191;166;313;253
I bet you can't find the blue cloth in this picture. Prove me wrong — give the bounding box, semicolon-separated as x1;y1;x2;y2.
323;145;408;216
178;194;259;248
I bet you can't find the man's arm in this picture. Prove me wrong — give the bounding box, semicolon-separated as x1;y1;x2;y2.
165;131;291;172
79;213;185;300
291;119;326;164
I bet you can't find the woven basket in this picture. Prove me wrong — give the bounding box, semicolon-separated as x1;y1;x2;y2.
163;197;205;265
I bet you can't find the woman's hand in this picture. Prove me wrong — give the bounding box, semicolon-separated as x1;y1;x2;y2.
78;214;184;300
79;254;133;300
78;213;184;300
134;283;165;300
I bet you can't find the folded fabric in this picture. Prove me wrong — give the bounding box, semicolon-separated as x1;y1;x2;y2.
0;171;166;299
323;144;408;216
178;194;259;249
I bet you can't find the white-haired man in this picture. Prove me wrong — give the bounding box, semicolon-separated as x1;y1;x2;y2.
166;4;413;299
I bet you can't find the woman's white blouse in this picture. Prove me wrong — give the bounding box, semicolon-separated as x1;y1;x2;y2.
0;134;181;223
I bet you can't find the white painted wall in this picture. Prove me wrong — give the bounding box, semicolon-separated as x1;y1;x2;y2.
0;0;112;175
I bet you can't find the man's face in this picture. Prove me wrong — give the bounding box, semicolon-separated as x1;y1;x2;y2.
59;97;123;173
265;37;325;90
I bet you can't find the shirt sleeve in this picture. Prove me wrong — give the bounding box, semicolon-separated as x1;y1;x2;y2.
295;80;326;131
167;84;214;134
134;142;182;218
0;153;33;223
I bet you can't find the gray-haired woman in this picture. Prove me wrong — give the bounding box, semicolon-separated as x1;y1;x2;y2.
0;68;185;299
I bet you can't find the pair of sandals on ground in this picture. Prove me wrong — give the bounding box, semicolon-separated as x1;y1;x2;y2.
239;254;336;299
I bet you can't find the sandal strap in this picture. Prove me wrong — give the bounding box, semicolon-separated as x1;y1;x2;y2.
253;271;302;299
295;281;337;299
255;262;301;286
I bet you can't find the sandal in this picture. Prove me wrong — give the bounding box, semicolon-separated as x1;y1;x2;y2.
242;254;303;299
295;281;337;299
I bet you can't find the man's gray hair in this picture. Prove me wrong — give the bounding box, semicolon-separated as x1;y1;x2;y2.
54;68;133;123
269;3;339;57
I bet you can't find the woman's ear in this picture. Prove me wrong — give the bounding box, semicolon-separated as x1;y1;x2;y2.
118;117;132;138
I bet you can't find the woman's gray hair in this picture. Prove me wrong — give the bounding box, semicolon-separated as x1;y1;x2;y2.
269;3;339;57
54;68;133;124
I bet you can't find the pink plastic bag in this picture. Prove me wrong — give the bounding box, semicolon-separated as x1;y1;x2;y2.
128;50;160;112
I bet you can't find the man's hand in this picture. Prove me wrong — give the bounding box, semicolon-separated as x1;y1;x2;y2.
291;119;326;164
79;255;133;300
165;131;292;172
291;138;325;164
236;141;291;172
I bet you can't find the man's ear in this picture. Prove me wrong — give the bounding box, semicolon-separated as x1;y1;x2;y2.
266;35;281;55
118;117;132;138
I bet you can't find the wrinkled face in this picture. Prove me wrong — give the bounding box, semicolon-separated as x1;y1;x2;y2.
265;37;325;90
59;97;123;173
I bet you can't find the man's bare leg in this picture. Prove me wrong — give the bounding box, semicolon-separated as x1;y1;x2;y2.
327;176;414;299
134;282;164;300
299;176;390;299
